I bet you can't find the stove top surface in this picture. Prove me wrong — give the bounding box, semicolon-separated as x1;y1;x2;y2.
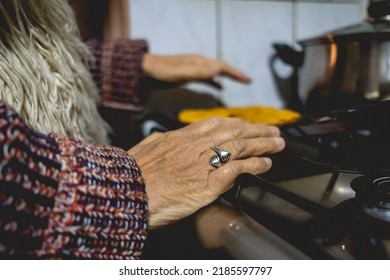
224;102;390;259
224;157;390;259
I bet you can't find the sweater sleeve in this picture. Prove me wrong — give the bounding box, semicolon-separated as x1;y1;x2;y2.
0;103;148;259
86;39;148;111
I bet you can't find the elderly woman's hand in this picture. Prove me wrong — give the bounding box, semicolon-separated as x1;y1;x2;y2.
128;117;285;229
142;54;251;88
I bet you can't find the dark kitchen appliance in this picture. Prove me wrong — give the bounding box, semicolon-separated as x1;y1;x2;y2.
222;101;390;259
140;100;390;259
272;0;390;116
265;4;390;257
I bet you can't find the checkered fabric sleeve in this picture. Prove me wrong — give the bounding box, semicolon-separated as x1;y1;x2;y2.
87;39;148;111
0;103;148;259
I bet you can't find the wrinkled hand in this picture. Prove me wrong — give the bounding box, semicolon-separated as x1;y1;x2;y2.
142;54;251;88
128;117;285;229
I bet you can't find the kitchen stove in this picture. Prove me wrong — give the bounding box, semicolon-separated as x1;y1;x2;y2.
223;101;390;259
140;100;390;259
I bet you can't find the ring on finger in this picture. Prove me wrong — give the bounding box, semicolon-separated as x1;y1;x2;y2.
209;146;231;168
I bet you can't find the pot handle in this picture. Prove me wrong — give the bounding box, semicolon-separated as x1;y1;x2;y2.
271;43;304;112
273;43;304;68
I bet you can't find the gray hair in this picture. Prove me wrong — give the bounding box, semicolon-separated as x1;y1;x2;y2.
0;0;110;144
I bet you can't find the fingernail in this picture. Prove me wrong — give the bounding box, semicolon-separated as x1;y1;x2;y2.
263;157;272;166
269;126;280;136
243;75;252;83
274;137;285;148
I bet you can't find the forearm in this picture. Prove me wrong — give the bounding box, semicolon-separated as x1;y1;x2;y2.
0;103;148;259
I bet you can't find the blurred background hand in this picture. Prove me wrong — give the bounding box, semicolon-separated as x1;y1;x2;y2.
142;54;252;89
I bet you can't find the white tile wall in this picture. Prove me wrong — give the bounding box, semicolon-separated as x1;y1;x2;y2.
130;0;216;56
220;0;293;107
130;0;220;99
130;0;364;109
295;2;363;41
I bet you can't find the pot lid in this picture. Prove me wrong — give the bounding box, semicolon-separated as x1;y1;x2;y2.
300;0;390;46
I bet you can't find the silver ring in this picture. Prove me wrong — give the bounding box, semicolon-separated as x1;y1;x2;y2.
209;146;231;168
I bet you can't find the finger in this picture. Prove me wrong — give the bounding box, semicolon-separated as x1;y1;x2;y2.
219;137;285;160
202;118;281;143
184;118;280;144
215;61;252;84
177;117;280;151
209;157;272;193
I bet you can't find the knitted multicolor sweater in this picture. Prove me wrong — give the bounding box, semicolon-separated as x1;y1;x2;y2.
87;39;148;111
0;39;149;259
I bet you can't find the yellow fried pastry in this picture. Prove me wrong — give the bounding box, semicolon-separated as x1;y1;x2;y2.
178;106;300;125
178;108;230;123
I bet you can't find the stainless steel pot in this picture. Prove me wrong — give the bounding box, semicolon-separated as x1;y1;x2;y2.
273;0;390;116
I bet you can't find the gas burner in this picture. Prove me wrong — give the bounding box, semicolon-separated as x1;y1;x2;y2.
220;102;390;259
223;171;390;259
280;101;390;172
351;175;390;222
